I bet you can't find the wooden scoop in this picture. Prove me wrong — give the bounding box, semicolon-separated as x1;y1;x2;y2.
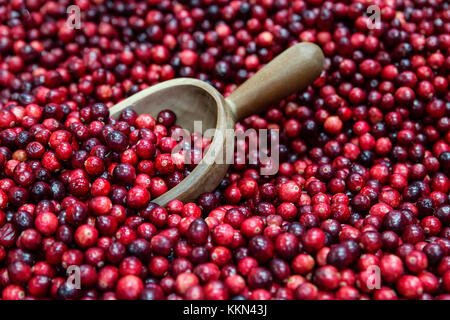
109;42;324;206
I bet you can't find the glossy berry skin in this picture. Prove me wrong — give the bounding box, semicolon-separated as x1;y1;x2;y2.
278;181;301;203
2;285;26;300
116;275;144;300
302;228;326;252
35;212;58;236
295;283;318;300
8;261;32;284
248;236;274;263
126;186;151;209
75;225;98;249
292;254;315;275
314;266;340;291
405;251;428;274
396;275;423;299
186;218;209;245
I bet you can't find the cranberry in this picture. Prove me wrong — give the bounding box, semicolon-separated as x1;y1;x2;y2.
275;233;298;260
157;110;176;127
106;131;129;153
89;196;112;216
435;205;450;225
151;235;173;257
28;275;51;298
302;228;326;252
2;284;25;300
113;163;136;186
397;275;423;299
186;218;209;246
278;181;301;203
326;245;353;270
402;225;425;244
248;235;274;263
423;243;444;266
405;250;428;274
97;266;119;292
74;225;98;249
380;254;404;284
116;275;144;300
8;261;32;284
35;212;58;236
126;186;150;209
314;266;340;290
203;280;228;300
295;283;318;300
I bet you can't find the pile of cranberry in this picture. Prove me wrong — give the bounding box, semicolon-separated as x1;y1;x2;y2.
0;0;449;300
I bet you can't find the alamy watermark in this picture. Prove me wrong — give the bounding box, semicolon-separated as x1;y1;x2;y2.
366;265;381;290
66;265;81;290
171;121;280;175
366;5;381;30
66;5;82;29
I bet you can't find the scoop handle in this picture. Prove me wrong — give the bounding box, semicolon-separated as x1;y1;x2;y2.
226;42;324;120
